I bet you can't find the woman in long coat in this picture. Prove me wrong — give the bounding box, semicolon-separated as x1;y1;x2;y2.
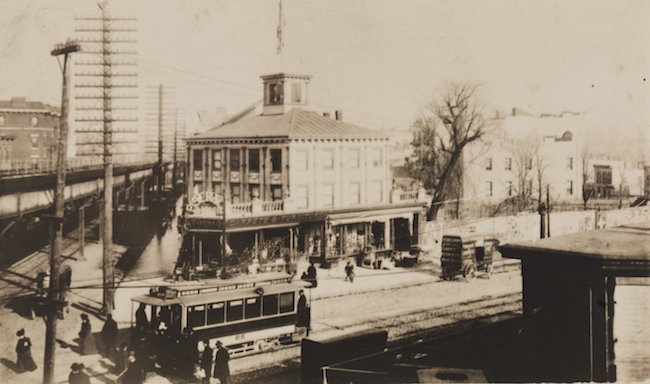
213;341;230;384
79;314;98;355
15;329;37;372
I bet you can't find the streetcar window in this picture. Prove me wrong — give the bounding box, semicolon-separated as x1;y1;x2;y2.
263;294;279;316
245;297;261;319
227;299;243;322
207;302;225;325
188;305;206;328
279;292;294;314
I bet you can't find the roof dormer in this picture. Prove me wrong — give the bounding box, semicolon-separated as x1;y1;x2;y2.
261;73;311;116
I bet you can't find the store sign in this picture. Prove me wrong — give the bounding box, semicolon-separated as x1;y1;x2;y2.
186;191;223;218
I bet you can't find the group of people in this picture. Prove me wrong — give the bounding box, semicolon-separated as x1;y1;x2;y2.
199;340;231;384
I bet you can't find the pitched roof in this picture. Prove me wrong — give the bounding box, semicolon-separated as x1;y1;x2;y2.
190;108;387;141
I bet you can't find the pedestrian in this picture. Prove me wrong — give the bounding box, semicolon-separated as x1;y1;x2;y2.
68;363;91;384
344;261;355;283
114;342;130;375
122;353;145;384
307;262;317;287
136;303;149;333
200;340;213;384
101;313;118;358
213;340;230;384
79;313;98;355
15;329;37;372
297;290;311;335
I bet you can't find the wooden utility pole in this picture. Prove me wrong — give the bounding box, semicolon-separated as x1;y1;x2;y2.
44;39;80;384
547;184;551;237
157;83;164;201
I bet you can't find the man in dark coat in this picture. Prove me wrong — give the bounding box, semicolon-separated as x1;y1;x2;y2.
296;290;311;335
69;363;91;384
101;313;119;357
135;303;149;333
122;353;145;384
15;329;37;372
200;340;213;384
307;262;317;287
213;340;230;384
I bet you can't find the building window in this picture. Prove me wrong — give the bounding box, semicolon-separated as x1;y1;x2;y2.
193;150;203;171
486;181;493;197
322;149;334;169
349;149;360;168
485;157;492;170
292;83;302;103
296;150;308;171
271;186;282;201
30;134;39;149
508;181;513;196
230;149;240;170
31;117;38;127
268;82;283;105
372;181;382;203
566;180;573;195
248;149;260;172
567;157;573;170
231;185;241;204
0;116;4;126
296;186;308;209
505;157;512;171
350;182;361;204
249;185;260;199
270;149;282;172
322;183;334;207
213;150;222;170
595;165;612;185
372;148;382;168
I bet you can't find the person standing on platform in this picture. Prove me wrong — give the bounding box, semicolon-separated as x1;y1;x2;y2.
79;313;98;355
297;290;311;336
307;262;317;287
344;261;355;283
68;363;91;384
101;313;118;358
200;340;213;384
213;340;231;384
15;329;37;372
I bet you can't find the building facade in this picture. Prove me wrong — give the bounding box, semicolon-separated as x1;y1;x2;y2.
180;73;427;277
0;97;60;171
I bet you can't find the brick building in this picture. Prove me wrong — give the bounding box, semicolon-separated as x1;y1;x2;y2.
0;97;60;170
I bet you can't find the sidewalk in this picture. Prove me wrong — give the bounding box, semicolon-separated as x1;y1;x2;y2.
0;233;518;384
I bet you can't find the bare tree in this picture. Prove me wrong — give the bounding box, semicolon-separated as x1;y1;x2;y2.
580;144;594;209
406;82;493;220
534;152;548;207
507;138;539;212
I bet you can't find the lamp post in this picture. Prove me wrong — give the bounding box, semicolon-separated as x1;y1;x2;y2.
44;39;81;384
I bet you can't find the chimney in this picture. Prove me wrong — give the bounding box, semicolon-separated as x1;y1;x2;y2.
335;110;343;121
323;112;330;118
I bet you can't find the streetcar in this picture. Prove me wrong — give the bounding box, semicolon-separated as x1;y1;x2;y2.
440;234;499;282
130;272;312;360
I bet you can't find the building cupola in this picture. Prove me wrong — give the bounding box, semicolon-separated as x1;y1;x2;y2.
261;73;312;116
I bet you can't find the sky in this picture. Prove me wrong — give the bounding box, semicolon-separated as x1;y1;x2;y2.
1;0;648;155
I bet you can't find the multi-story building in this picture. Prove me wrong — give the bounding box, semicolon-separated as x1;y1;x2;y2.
180;73;427;275
0;97;60;171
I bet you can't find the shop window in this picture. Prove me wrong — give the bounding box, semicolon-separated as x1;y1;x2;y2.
207;303;225;325
263;295;278;316
296;186;308;209
322;149;334;169
226;299;243;322
271;149;282;172
322;183;334;207
350;182;361;204
279;292;294;314
249;149;260;172
296;150;308;171
188;305;206;328
245;297;261;319
349;149;360;168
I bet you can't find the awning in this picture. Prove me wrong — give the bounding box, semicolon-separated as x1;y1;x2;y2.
328;206;424;227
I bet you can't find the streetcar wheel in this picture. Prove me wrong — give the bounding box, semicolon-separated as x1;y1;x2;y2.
464;264;477;282
486;265;494;279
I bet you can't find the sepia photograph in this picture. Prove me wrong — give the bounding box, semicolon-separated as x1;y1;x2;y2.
0;1;649;383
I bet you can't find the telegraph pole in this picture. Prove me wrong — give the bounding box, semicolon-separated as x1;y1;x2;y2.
44;39;81;384
547;184;551;237
172;107;178;202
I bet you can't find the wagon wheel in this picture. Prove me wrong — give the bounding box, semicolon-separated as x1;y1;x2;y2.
464;264;477;282
485;264;494;279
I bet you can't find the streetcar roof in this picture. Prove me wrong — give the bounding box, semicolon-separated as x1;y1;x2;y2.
131;295;182;306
